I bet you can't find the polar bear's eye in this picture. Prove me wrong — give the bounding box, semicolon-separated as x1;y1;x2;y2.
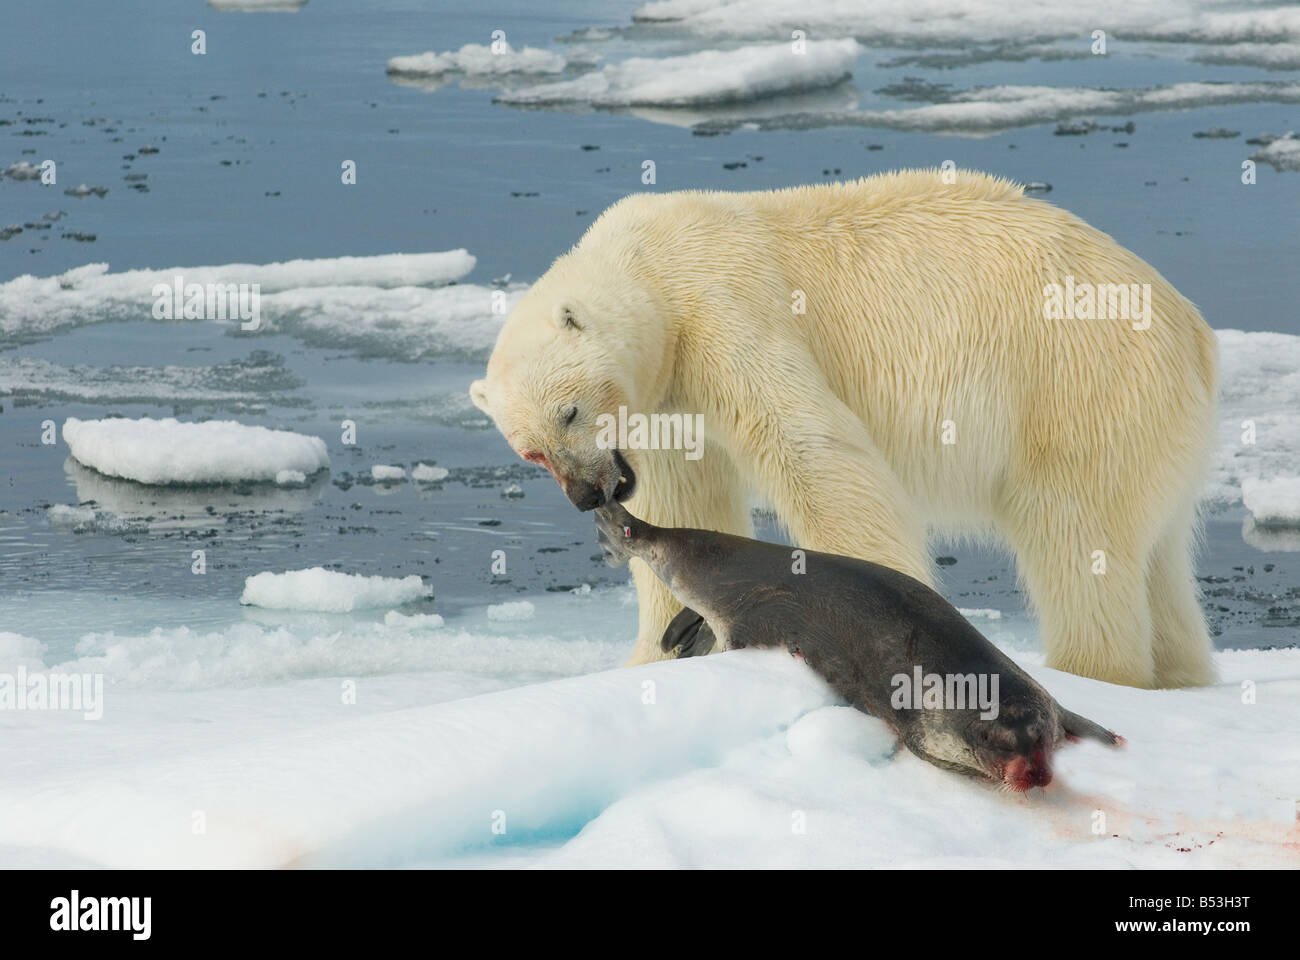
560;404;578;427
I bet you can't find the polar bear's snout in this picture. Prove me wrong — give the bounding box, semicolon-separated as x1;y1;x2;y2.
561;448;637;511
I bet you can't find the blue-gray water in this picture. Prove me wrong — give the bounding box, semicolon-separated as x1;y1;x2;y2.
1;0;1297;656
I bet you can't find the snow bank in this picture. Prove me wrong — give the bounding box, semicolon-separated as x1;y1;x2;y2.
498;40;860;107
62;417;329;486
1241;477;1300;526
0;646;1295;868
240;568;431;613
388;43;568;77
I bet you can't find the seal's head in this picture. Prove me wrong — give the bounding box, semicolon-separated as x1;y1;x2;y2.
966;699;1059;791
469;253;673;511
915;697;1121;792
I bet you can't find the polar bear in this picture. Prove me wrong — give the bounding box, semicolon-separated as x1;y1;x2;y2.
471;170;1218;689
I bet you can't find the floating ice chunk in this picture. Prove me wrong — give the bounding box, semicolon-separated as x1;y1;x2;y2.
957;608;1003;620
0;251;476;342
501;482;524;499
1241;477;1300;527
497;40;861;107
371;465;406;481
383;610;446;629
631;1;1300;49
62;417;329;486
1196;43;1300;70
487;601;535;621
0;352;299;408
388;43;569;77
241;568;431;612
1250;132;1300;171
3;161;42;180
412;463;449;482
275;470;307;486
1210;330;1300;507
209;0;308;10
46;503;144;534
710;81;1300;135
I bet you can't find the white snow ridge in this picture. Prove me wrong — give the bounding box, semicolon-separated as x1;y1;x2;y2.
62;417;329;486
240;568;432;612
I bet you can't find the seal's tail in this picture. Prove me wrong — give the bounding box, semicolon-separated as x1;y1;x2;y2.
1059;707;1124;747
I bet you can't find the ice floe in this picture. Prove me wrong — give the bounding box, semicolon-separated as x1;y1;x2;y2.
62;417;329;486
487;601;536;621
497;40;861;108
388;43;570;78
1241;477;1300;527
240;568;431;613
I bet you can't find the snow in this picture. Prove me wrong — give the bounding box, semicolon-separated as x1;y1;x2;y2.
0;630;1295;868
497;40;861;107
62;417;329;486
388;43;569;77
240;568;432;613
1241;477;1300;526
411;463;449;482
487;601;536;622
275;469;308;486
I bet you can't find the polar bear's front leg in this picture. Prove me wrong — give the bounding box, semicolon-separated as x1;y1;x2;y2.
619;445;752;665
727;366;934;588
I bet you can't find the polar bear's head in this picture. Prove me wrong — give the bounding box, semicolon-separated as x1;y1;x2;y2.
470;258;669;511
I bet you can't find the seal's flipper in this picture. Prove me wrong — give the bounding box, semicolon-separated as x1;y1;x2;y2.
660;607;717;658
1059;707;1122;747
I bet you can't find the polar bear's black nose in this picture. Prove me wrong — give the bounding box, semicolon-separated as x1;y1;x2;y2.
566;479;606;511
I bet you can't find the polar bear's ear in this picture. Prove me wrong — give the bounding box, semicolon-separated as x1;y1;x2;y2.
552;301;582;331
469;379;491;414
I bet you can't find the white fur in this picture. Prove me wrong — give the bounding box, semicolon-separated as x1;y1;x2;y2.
472;169;1218;689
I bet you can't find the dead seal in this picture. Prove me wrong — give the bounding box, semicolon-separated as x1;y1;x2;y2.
594;501;1122;791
